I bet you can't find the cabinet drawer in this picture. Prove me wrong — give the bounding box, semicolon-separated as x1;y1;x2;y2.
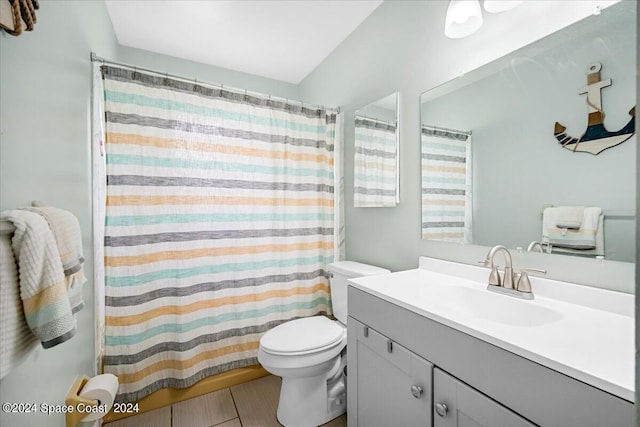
355;320;412;374
348;318;433;427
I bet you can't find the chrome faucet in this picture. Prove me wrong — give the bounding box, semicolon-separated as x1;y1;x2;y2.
486;245;514;289
482;245;547;300
527;241;544;253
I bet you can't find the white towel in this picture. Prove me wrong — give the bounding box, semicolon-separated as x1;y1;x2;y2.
0;210;77;349
25;206;87;314
0;233;38;379
542;206;584;229
555;206;584;229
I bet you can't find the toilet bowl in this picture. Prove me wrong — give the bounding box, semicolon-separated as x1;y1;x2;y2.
258;261;390;427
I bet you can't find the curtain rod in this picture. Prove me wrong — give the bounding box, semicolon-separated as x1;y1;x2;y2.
355;114;396;126
421;124;472;136
90;52;336;112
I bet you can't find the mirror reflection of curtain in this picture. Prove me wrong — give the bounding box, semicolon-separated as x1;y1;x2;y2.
354;116;398;207
421;126;472;243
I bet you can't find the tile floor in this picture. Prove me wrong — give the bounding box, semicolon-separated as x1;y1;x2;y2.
105;375;347;427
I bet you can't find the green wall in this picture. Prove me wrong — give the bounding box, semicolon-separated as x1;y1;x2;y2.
0;2;118;426
0;2;298;426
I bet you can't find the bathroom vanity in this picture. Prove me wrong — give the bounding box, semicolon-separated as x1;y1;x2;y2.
346;257;634;427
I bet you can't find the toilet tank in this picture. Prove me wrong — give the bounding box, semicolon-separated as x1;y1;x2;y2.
327;261;390;324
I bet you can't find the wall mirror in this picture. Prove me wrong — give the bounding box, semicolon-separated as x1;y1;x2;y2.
420;0;635;262
354;92;400;207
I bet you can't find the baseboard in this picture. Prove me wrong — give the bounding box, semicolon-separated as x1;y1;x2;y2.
102;365;269;423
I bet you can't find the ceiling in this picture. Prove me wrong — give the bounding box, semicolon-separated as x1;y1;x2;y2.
105;0;383;85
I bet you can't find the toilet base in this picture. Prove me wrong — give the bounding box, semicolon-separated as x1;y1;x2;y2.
276;367;346;427
257;320;348;427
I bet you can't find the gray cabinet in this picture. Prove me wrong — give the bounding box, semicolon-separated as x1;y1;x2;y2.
348;286;634;427
347;318;433;427
433;368;537;427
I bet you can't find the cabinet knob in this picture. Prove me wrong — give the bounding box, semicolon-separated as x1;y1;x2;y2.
410;385;423;399
435;402;448;418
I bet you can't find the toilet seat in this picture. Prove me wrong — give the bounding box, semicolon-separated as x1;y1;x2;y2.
260;316;346;356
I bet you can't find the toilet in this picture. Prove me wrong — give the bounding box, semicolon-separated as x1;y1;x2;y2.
258;261;390;427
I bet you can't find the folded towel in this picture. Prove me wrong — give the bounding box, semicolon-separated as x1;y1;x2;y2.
0;210;76;349
543;207;602;249
25;206;86;313
549;206;584;229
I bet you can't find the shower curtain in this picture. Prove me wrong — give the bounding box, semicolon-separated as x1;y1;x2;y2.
98;66;341;402
421;126;472;243
353;116;398;207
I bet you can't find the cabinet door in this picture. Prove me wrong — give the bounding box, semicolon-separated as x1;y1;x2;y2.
434;368;537;427
350;319;433;427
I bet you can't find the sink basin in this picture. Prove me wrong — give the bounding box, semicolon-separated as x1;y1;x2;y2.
418;282;563;327
446;285;563;327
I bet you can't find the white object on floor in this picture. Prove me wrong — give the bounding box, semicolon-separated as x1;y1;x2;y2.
258;261;390;427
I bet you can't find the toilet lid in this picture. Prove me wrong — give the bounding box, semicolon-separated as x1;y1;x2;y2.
260;316;345;354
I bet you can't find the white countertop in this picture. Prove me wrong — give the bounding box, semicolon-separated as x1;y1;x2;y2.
348;257;634;402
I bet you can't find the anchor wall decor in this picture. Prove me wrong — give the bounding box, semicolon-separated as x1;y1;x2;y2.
553;62;635;155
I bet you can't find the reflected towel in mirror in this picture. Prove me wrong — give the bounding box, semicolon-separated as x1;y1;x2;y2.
542;207;603;255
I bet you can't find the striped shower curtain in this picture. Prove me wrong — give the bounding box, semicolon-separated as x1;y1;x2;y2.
353;116;398;207
421;126;472;243
100;66;339;402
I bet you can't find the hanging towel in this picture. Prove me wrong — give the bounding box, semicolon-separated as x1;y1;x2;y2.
25;206;87;313
542;207;602;250
0;232;38;379
0;210;77;348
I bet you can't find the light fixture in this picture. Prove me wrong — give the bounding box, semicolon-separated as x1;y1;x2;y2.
444;0;484;39
483;0;523;14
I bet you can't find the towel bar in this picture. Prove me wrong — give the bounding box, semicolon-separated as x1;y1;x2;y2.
540;206;635;219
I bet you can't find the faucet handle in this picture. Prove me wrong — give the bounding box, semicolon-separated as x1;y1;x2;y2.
521;268;547;275
477;259;491;267
516;268;547;293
